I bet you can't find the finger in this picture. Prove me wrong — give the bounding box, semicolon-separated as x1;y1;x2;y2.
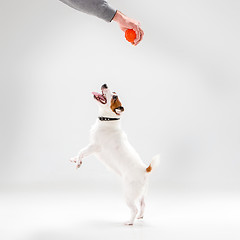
140;28;144;40
133;33;141;46
133;25;141;45
134;27;144;46
134;33;141;46
135;28;144;46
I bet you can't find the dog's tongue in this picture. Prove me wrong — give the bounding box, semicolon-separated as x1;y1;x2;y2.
92;92;105;101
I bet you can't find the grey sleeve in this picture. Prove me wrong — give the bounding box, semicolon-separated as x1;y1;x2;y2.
59;0;117;22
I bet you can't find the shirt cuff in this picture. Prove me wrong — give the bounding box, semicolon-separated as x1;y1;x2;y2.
100;4;117;22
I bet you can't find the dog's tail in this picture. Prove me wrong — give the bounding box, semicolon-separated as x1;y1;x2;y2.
146;154;160;173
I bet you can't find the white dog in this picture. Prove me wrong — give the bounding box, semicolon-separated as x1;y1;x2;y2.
70;84;159;225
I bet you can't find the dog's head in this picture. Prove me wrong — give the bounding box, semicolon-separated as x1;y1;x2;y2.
92;84;124;117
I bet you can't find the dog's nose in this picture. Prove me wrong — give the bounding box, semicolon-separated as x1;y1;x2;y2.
101;84;108;90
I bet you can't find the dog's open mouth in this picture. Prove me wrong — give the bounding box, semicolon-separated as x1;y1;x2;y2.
92;91;107;104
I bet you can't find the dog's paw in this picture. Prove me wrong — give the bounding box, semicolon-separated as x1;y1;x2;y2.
69;156;77;163
137;215;144;219
76;161;82;169
69;156;82;169
124;221;134;226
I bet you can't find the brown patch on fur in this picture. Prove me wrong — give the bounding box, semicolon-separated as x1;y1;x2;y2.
110;96;124;114
146;164;152;173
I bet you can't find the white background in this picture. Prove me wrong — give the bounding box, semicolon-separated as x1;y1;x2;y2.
0;0;240;239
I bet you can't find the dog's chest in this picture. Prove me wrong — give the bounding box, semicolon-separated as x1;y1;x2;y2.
91;126;125;146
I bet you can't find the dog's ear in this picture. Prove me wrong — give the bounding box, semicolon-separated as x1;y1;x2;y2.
112;95;118;100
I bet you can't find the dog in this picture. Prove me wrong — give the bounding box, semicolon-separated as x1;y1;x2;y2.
70;84;159;225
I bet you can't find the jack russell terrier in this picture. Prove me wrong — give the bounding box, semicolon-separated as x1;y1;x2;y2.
70;84;159;225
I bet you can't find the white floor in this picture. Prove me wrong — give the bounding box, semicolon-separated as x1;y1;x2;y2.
1;189;240;240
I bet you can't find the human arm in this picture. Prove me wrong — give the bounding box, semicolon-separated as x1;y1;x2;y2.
59;0;144;45
59;0;116;22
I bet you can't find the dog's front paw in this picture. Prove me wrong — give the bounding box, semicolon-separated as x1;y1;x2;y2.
69;156;82;169
76;160;82;169
74;159;82;169
69;156;78;163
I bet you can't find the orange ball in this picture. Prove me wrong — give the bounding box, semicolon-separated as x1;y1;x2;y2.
125;29;136;43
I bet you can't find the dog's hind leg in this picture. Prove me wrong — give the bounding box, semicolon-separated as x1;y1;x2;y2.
123;181;140;225
137;196;145;219
125;197;138;225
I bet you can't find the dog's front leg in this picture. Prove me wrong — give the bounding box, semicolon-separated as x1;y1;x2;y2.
70;144;99;169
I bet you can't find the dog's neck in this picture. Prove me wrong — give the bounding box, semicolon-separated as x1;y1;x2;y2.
96;116;121;129
97;110;121;127
98;116;120;121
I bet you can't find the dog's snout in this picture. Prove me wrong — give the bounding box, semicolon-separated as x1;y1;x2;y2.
101;84;108;90
113;95;118;100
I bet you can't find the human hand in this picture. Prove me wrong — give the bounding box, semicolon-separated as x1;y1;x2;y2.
112;10;144;46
